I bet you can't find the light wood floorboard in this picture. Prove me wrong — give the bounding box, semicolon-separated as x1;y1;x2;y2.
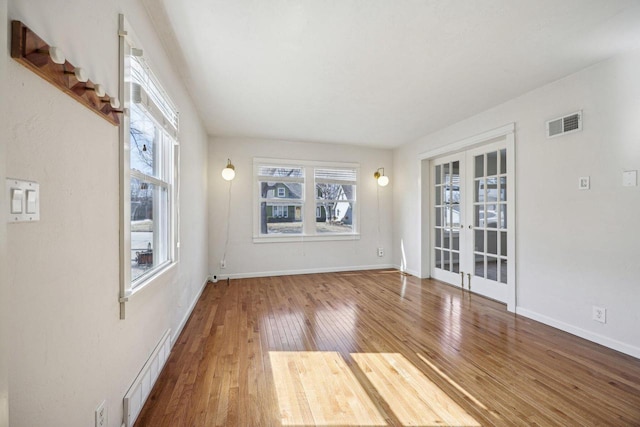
135;270;640;426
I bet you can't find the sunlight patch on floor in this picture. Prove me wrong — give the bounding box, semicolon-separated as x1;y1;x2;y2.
352;353;480;427
269;351;387;426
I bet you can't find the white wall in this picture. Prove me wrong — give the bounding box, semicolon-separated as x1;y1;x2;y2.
6;1;208;426
209;137;393;278
1;2;9;426
394;49;640;357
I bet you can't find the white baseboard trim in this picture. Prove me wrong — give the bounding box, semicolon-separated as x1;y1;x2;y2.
516;307;640;359
217;264;396;280
172;276;209;345
392;264;421;278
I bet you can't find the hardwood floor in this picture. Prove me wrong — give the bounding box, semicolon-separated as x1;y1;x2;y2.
135;270;640;426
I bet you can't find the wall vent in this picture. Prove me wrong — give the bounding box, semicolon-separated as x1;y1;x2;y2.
546;111;582;138
123;329;172;427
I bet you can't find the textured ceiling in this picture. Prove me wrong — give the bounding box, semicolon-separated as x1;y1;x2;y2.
144;0;640;148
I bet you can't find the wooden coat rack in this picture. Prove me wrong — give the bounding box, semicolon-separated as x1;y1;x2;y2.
10;20;121;126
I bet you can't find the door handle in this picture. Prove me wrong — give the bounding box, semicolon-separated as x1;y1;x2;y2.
460;271;465;288
467;273;472;290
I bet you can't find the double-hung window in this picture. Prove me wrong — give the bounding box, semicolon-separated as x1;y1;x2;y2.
256;165;304;235
315;168;357;234
254;159;358;242
121;34;179;293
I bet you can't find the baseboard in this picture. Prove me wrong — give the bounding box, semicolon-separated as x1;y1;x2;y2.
392;264;421;278
516;307;640;359
172;276;209;345
217;264;396;280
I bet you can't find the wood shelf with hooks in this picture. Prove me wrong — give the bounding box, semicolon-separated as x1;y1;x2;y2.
10;20;121;126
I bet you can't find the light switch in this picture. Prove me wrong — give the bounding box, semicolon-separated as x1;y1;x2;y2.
6;178;40;223
26;189;37;214
623;170;637;187
11;188;24;214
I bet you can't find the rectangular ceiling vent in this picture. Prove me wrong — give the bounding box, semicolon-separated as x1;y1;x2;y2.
546;111;582;138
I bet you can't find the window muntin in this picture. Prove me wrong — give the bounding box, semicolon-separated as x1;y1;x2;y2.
254;160;358;240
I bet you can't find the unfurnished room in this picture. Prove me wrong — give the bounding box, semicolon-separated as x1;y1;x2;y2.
1;1;640;426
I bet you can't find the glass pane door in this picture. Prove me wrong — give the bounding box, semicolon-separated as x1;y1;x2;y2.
464;142;510;303
432;155;464;285
472;149;508;283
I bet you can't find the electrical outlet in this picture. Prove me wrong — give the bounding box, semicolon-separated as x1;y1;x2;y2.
220;259;226;269
592;306;606;323
579;176;590;190
95;400;107;427
377;247;384;257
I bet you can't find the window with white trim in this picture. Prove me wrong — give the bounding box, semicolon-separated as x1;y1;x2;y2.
315;168;356;234
122;43;179;290
254;159;358;241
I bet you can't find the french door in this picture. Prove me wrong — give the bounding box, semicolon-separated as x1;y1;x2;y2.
432;139;514;305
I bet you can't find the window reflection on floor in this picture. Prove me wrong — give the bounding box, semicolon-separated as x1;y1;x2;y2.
352;353;480;427
270;351;480;426
269;351;386;426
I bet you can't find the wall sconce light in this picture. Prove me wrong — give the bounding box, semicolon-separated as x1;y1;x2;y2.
221;159;236;181
374;168;389;187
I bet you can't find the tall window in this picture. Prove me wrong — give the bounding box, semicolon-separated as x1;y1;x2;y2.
124;52;179;289
254;159;358;242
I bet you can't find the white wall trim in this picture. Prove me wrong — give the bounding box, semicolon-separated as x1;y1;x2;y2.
418;122;515;160
517;307;640;359
393;264;422;278
172;276;209;345
216;264;396;280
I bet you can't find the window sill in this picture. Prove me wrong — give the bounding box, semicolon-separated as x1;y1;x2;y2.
128;260;177;298
253;234;360;243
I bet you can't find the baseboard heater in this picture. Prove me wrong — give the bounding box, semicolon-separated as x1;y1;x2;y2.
123;329;172;427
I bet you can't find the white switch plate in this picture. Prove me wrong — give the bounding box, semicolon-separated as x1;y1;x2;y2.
578;176;590;190
622;170;637;187
6;178;40;223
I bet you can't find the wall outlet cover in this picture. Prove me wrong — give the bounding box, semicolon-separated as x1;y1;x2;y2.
592;306;606;324
622;170;637;187
95;400;107;427
578;176;590;190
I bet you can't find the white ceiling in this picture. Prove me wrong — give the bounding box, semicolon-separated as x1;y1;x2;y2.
145;0;640;148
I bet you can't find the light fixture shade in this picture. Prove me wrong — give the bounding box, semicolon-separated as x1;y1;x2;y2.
109;97;120;109
222;159;235;181
374;168;389;187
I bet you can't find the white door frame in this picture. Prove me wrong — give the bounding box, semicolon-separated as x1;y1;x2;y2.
419;123;516;312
